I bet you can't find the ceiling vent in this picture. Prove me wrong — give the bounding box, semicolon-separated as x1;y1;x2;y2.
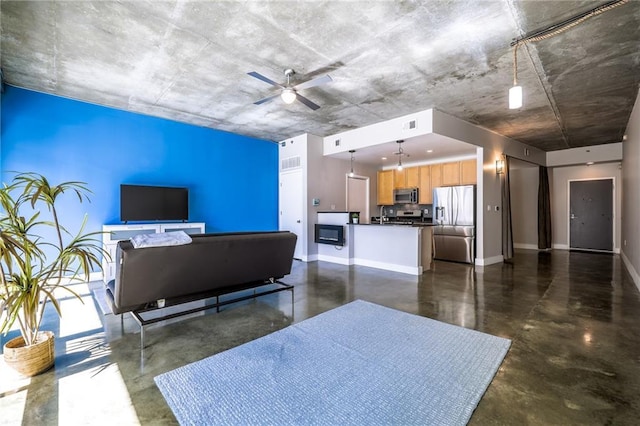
403;120;417;130
281;156;301;171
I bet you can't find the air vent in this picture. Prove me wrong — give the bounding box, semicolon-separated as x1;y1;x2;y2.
403;120;417;130
281;156;301;171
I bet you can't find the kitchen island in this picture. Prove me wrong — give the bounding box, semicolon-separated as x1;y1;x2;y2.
315;212;433;275
350;224;433;275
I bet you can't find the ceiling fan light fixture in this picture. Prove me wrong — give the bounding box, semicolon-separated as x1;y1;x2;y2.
281;89;297;104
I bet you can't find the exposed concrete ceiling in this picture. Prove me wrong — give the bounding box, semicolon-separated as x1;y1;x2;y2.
2;1;639;153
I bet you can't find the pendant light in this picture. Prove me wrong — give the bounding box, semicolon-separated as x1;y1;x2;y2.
509;43;522;109
505;0;629;110
349;150;356;177
396;140;404;171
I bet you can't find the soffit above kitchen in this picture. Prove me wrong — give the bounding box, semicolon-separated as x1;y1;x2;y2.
1;1;639;152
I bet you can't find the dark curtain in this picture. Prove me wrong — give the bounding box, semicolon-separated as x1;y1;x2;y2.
502;156;514;260
538;166;552;249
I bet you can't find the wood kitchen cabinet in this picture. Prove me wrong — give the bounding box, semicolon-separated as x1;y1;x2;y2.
393;169;406;189
418;165;432;204
460;159;477;185
431;163;443;189
406;167;419;188
377;170;394;205
393;166;419;189
442;162;461;186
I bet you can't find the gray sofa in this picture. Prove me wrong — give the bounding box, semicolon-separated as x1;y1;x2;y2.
105;231;297;345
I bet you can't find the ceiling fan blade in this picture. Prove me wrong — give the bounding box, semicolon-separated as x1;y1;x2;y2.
253;93;280;105
247;72;283;88
295;93;321;111
293;74;332;91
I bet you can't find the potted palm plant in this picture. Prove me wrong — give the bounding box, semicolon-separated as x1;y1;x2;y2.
0;172;104;376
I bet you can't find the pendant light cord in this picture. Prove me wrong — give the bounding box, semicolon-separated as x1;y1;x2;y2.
512;43;518;86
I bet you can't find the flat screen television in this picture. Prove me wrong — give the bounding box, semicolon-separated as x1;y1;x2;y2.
120;184;189;222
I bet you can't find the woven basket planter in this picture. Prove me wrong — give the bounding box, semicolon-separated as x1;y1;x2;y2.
3;331;55;377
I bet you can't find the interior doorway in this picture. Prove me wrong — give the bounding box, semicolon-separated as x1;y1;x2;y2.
346;175;369;224
279;169;304;259
569;178;613;252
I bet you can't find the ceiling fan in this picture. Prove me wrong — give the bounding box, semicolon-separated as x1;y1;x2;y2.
248;68;332;111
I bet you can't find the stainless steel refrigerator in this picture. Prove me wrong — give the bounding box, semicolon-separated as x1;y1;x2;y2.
432;185;475;263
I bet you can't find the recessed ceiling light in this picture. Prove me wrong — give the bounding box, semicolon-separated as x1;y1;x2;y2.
381;157;387;160
427;149;433;153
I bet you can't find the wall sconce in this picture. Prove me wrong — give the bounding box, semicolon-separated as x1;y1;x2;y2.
496;159;505;175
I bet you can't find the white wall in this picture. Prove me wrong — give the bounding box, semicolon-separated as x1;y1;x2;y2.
547;143;623;167
510;165;539;249
621;90;640;291
549;162;622;252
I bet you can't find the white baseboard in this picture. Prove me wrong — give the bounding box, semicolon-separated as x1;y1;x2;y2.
353;258;422;276
620;251;640;293
317;254;353;266
514;243;539;250
553;244;570;250
475;255;503;266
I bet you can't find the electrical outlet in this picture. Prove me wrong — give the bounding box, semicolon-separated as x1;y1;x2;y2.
495;206;500;211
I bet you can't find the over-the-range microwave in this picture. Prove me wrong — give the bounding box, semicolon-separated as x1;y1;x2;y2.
393;188;418;204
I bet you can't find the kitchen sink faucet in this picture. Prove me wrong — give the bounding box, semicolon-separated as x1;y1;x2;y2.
379;205;386;225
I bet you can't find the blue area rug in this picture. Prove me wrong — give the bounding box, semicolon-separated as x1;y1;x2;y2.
155;300;511;425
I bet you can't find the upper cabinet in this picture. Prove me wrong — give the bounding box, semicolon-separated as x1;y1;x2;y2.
377;170;394;205
406;167;420;188
431;163;443;189
418;166;431;204
393;169;406;189
377;158;476;205
460;159;477;185
393;167;419;189
442;162;460;186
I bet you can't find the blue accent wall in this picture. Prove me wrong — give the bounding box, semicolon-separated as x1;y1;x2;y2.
1;86;279;236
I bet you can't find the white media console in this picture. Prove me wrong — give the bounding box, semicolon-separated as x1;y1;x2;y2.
102;222;205;283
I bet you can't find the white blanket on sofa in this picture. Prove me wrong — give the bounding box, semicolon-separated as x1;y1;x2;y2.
130;231;192;249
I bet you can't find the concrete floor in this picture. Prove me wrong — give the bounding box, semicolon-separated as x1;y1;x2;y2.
1;249;640;425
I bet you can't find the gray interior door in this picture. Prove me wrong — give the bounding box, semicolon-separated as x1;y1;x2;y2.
569;179;613;251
